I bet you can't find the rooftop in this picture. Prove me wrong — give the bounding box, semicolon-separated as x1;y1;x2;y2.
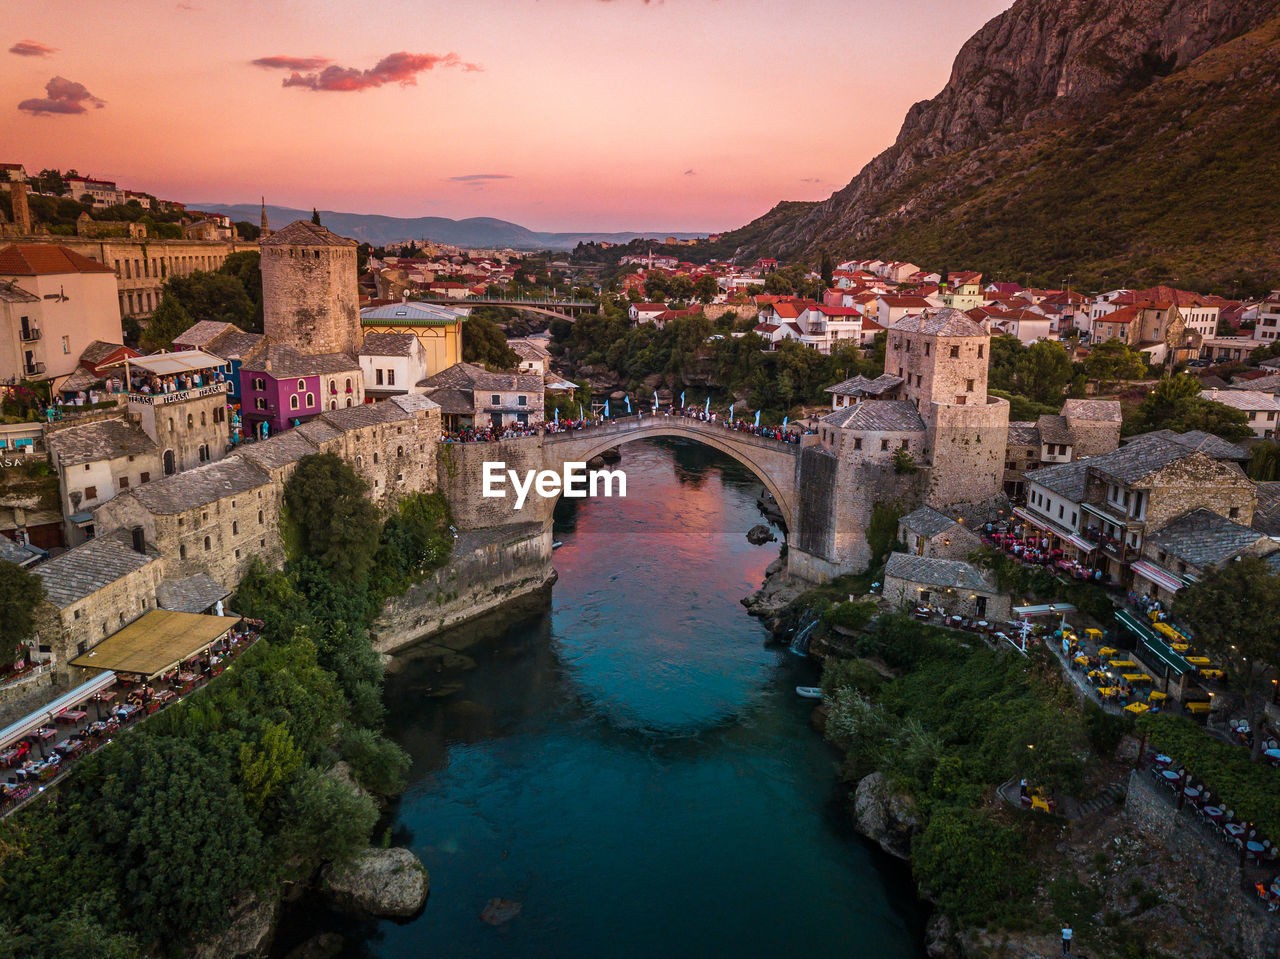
1134;429;1250;461
820;399;927;433
1036;414;1073;446
1146;508;1273;569
1202;388;1280;413
241;338;358;377
889;307;988;338
899;505;961;539
825;374;903;397
156;574;230;614
1061;398;1123;423
1254;482;1280;537
1086;435;1199;485
420;362;543;394
1007;422;1041;447
360;300;465;325
1025;459;1092;502
260;219;356;248
33;528;162;609
0;244;115;276
129;457;271;515
358;332;419;358
884;552;994;593
174;321;239;350
46;417;155;467
233;430;319;471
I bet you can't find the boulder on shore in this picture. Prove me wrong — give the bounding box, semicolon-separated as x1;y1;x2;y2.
194;893;279;959
853;771;919;860
283;933;346;959
321;847;429;919
746;524;776;545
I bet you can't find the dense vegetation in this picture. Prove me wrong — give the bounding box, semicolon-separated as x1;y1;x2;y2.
139;251;264;349
0;455;453;955
0;561;44;665
820;615;1101;925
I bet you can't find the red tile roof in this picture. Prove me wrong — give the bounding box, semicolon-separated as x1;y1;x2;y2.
0;244;116;275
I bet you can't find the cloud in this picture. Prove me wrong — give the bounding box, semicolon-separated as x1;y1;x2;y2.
17;76;105;116
252;55;332;71
800;177;822;184
9;40;57;57
271;51;483;92
449;174;513;182
684;168;696;176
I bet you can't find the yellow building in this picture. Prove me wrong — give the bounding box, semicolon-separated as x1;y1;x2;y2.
360;300;464;382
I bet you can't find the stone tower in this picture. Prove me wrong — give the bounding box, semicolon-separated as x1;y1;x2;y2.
260;220;361;356
260;197;270;237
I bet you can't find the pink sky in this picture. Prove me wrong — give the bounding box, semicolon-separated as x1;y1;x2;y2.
3;0;1013;233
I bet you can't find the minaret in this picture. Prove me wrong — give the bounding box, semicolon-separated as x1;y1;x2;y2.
260;197;270;237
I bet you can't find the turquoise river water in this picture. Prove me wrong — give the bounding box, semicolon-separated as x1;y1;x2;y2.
288;438;925;958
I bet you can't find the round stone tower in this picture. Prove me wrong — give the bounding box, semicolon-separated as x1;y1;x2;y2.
260;219;361;356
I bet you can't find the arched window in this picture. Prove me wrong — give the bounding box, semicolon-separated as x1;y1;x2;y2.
187;413;194;429
329;381;337;394
373;452;379;464
305;393;314;408
345;378;352;392
346;398;353;407
290;395;299;410
203;536;211;551
163;450;176;476
356;455;363;468
297;379;306;391
330;400;336;410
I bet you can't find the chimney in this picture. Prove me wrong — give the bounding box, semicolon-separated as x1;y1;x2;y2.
130;526;147;554
10;181;31;235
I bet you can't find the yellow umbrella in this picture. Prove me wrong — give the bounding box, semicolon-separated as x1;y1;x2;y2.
1085;629;1103;641
1199;668;1225;681
1186;701;1211;715
1185;656;1212;667
1074;655;1089;665
1171;643;1190;653
1124;702;1150;715
1148;690;1168;702
1154;622;1177;639
1097;686;1118;696
1109;659;1138;669
1099;646;1117;658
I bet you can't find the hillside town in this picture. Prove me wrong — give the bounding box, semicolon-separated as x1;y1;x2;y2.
7;164;1280;957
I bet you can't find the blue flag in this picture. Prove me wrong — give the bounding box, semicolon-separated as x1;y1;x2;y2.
554;407;559;425
704;396;710;416
605;399;610;418
681;391;686;407
729;403;735;422
754;409;761;427
625;395;632;413
653;390;659;410
783;416;788;429
578;404;584;421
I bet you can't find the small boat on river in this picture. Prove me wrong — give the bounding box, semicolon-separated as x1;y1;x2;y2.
552;541;563;549
795;686;822;699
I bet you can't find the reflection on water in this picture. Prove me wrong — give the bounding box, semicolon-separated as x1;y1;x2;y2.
323;439;924;959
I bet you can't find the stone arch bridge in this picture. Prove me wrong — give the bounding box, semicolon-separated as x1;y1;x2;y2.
438;416;802;532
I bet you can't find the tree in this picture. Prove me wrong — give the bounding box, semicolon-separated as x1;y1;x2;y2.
694;274;718;304
139;293;193;352
462;312;519;369
218;250;263;332
233;220;260;241
0;560;44;665
281;453;382;585
1084;339;1147;382
1128;373;1252;441
163;270;256;331
1014;339;1073;404
820;250;834;289
310;207;321;225
1175;557;1280;760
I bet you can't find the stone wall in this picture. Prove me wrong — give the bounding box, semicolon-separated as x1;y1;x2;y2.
371;522;553;654
437;435;553;528
261;244;361;356
1123;769;1280;959
925;396;1010;509
703;302;758;325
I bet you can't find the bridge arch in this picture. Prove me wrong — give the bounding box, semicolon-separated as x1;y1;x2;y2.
543;419;797;530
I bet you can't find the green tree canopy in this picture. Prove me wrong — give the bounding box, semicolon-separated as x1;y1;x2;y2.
311;207;321;225
1084;339;1148;382
462;311;519;369
0;560;44;664
1174;557;1280;759
281;453;381;585
1126;373;1252;440
162;270;256;332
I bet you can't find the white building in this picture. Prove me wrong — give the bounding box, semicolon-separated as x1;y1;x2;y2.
358;332;429;399
1253;291;1280;343
1202;388;1280;438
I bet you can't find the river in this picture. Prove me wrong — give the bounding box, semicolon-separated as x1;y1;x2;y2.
292;438;924;958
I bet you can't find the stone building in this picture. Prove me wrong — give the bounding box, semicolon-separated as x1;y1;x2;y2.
359;332;429;400
882;552;1010;621
1132;507;1279;607
1003;398;1122;496
360;299;465;380
93;394;441;589
261;220;361;356
238;337;364;436
30;527;166;667
897;505;982;560
420;363;545;430
46;416;161;544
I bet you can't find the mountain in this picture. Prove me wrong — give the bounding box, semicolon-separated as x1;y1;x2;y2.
190;203;706;252
717;0;1280;295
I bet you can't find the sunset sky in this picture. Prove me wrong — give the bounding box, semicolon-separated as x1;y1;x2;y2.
4;0;1013;233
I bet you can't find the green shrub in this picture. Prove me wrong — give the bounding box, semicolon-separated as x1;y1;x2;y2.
823;600;878;633
913;807;1032;925
340;726;412;797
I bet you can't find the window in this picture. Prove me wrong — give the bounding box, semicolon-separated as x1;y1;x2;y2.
853;438;862;450
345;378;352;392
518;395;527;407
203;536;211;551
84;464;91;472
397;446;404;458
977;344;984;358
373;452;379;464
491;394;500;405
232;521;239;535
85;485;97;500
915;374;922;387
119;476;129;489
62;335;70;354
920;591;930;604
235;549;241;560
1058;505;1064;519
376;369;384;386
253;377;266;391
255;397;267;411
258;510;264;524
141;471;150;483
1070;512;1076;526
924;342;931;356
290;395;299;410
949;345;959;358
330;381;337;394
965;379;974;392
305;392;315;407
954;396;967;405
187;413;194;429
297;379;306;390
1229;507;1240;518
388;369;395;386
881;439;889;451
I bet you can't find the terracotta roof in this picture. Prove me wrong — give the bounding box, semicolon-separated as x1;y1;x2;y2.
0;244;115;275
259;220;356;248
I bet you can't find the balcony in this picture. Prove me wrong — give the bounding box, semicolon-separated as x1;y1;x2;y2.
19;327;41;342
22;361;45;376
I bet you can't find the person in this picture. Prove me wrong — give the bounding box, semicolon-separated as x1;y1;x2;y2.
1061;923;1073;955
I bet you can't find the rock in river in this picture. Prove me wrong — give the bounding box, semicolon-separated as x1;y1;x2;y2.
321;847;430;919
746;524;776;545
853;771;919;860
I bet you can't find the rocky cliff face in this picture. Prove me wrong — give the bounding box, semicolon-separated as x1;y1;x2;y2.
730;0;1280;276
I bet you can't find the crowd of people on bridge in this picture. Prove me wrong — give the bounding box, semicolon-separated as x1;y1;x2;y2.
438;404;814;445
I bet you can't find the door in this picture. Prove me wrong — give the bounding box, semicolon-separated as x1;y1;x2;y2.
975;596;987;618
489;412;503;430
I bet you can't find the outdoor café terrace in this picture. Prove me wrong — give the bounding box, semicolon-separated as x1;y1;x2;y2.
0;610;260;817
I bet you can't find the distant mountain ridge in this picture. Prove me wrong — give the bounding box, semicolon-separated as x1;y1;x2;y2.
716;0;1280;294
191;203;706;252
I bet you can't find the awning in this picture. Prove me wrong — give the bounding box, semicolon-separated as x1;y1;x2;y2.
1131;560;1184;593
1064;533;1098;554
70;609;236;679
1114;608;1191;676
104;350;228;375
1013;603;1078;618
1012;507;1048;530
0;670;117;749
